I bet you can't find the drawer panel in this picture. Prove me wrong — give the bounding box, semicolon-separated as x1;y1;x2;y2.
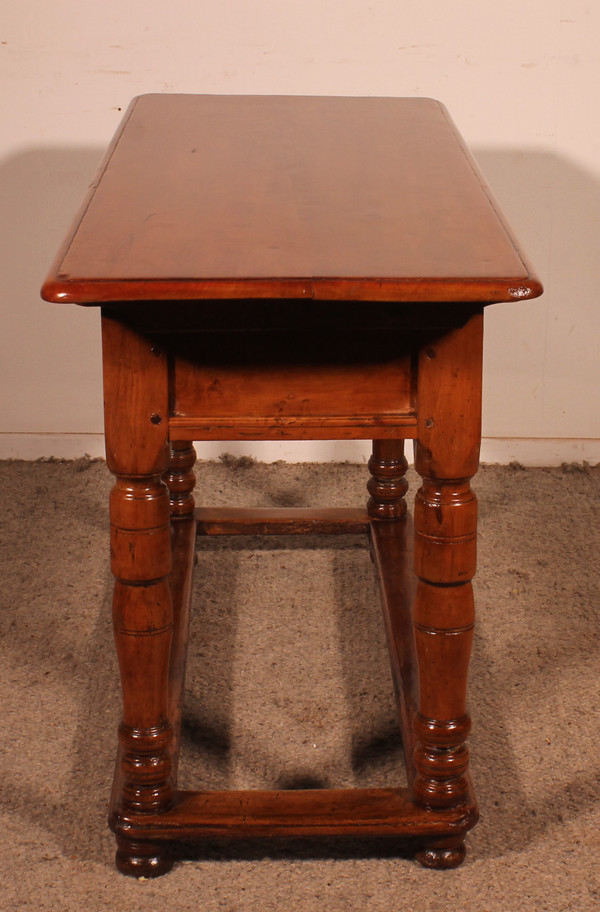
168;329;417;440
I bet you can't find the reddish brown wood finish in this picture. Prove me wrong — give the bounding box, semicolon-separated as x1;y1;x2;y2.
195;507;370;536
410;312;484;867
102;314;175;876
113;787;478;841
171;330;415;441
163;441;197;786
43;95;542;877
367;440;409;521
41;95;541;305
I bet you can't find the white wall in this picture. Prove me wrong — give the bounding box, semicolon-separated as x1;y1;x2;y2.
2;1;599;464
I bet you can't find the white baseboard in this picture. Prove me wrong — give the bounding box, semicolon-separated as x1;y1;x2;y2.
0;433;107;460
479;437;600;466
1;433;598;466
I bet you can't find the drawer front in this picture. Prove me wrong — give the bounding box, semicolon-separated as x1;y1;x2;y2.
168;329;417;440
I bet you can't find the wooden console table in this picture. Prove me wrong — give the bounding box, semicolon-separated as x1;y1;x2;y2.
42;94;542;876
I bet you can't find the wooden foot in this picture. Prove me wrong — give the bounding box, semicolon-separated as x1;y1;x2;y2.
416;836;466;869
115;836;174;878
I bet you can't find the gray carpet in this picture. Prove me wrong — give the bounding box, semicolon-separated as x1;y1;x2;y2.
1;457;599;911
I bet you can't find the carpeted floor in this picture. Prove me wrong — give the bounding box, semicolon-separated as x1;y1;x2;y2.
1;457;599;911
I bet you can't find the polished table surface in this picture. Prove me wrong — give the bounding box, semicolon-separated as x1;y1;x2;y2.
42;94;541;305
42;95;542;878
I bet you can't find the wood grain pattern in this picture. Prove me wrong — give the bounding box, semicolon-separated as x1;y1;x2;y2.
195;506;370;536
41;94;542;305
102;314;175;876
173;338;413;424
111;786;478;842
411;312;483;868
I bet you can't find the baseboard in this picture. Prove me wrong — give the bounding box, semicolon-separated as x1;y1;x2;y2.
479;437;600;467
1;434;598;466
0;433;107;460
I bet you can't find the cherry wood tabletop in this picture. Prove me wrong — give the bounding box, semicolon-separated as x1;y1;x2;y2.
42;94;542;306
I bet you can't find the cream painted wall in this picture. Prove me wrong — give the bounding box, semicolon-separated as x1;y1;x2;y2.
2;1;598;463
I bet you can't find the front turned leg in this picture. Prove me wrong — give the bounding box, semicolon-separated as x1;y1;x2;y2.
412;311;483;868
412;479;476;868
110;474;175;877
102;315;174;877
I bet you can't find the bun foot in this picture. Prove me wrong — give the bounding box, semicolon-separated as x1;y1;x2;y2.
115;837;173;878
416;837;466;869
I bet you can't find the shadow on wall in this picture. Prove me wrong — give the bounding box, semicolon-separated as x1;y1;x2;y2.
473;148;600;440
474;146;600;302
474;149;600;308
1;146;599;447
0;148;105;438
0;147;105;282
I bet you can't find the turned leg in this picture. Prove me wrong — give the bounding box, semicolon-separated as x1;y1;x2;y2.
163;441;197;783
412;482;476;868
102;315;174;877
367;439;419;773
163;441;197;520
411;312;483;868
367;439;408;520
